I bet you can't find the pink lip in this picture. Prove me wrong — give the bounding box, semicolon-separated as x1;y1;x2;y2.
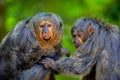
43;33;51;39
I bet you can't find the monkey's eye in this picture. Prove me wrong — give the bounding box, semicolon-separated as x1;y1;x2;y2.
47;24;52;27
72;34;76;38
39;24;44;28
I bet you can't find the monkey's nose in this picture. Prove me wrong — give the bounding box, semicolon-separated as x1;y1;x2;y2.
74;37;83;48
74;37;79;44
43;27;49;33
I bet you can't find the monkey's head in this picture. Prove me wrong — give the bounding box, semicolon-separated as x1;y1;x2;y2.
71;17;97;48
31;12;63;49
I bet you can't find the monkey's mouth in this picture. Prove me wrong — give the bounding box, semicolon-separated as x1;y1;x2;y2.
75;42;84;48
42;33;51;41
75;38;85;48
75;43;80;48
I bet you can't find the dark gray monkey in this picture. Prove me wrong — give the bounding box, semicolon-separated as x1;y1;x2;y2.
42;17;120;80
0;12;69;80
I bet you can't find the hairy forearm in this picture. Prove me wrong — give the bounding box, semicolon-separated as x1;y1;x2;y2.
50;57;80;74
50;55;96;75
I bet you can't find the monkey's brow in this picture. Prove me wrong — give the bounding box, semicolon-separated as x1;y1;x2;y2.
40;21;52;24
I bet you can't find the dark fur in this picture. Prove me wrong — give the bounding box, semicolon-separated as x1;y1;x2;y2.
44;18;120;80
0;13;63;80
18;53;60;80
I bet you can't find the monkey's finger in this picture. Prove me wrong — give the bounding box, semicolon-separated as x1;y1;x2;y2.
44;64;49;69
45;58;53;60
45;58;54;62
40;60;49;64
65;52;70;57
40;61;46;64
61;48;70;57
42;59;49;62
41;62;51;68
44;64;49;68
61;48;68;53
39;59;47;63
63;51;70;57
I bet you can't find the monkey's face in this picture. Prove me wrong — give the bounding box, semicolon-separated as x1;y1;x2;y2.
39;20;54;41
71;27;85;48
37;18;62;43
71;18;95;48
32;13;63;49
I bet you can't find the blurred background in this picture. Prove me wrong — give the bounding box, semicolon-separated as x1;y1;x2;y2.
0;0;120;80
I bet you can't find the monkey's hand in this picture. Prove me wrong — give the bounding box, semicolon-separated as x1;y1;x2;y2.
41;58;55;69
59;48;70;57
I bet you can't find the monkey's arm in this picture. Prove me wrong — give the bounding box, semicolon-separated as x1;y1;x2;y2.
0;19;44;70
42;51;97;75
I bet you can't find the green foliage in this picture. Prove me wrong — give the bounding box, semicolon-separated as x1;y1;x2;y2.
0;0;120;79
55;74;80;80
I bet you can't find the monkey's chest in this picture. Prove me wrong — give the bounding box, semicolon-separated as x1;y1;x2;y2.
96;54;113;79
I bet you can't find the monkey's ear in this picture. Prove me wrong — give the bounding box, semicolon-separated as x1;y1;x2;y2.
59;22;63;30
59;22;63;27
24;17;31;24
88;26;94;35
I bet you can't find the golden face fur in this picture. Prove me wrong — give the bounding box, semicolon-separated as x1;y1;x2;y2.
35;19;62;51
